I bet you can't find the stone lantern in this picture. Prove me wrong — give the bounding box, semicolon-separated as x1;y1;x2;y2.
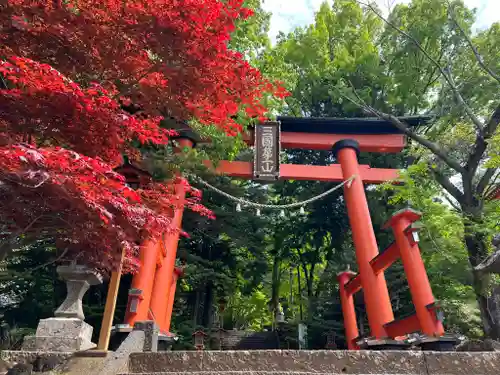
23;263;103;352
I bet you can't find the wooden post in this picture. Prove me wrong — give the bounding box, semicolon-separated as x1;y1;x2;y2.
337;270;360;350
163;267;182;332
385;209;444;337
97;248;125;351
333;140;394;338
149;138;192;333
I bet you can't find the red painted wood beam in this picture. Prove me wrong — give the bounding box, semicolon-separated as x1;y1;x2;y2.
345;274;362;296
384;303;444;338
370;242;400;275
243;132;405;153
212;161;400;184
383;304;443;338
384;313;421;338
341;242;401;297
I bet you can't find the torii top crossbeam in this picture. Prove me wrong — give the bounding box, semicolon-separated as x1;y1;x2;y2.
187;115;431;150
251;116;430;152
202;116;432;183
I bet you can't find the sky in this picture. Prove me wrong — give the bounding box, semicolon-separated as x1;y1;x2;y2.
262;0;500;43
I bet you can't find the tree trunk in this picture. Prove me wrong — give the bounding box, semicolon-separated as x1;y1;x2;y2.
464;219;500;339
192;289;201;326
201;281;214;329
270;253;281;317
472;274;500;340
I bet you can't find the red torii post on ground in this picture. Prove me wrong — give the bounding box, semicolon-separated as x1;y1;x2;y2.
122;135;193;336
333;140;394;340
337;270;359;350
338;208;445;348
164;266;184;331
384;209;445;337
148;138;193;334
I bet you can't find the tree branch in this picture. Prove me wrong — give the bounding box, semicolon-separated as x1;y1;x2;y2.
466;105;500;172
429;165;465;205
0;215;44;262
466;136;488;174
357;0;485;132
384;114;465;173
477;168;498;197
340;82;466;173
449;7;500;86
445;61;483;133
10;248;70;279
443;194;461;212
485;104;500;139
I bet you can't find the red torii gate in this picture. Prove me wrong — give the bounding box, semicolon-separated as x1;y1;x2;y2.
117;116;445;349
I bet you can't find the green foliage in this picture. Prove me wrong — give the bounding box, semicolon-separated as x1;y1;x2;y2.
0;241;65;330
223;289;272;330
229;0;272;62
259;0;384;117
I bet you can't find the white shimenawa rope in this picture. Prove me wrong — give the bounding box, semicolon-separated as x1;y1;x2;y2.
193;174;357;210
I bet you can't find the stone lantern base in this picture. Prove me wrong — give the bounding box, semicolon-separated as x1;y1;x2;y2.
22;318;96;352
22;264;103;352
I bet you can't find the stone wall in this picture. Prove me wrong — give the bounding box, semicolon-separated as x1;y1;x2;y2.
126;350;500;375
0;350;73;367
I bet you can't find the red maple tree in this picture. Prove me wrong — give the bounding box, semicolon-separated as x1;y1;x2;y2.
0;0;287;272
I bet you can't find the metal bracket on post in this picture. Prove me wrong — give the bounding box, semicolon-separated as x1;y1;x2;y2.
404;222;423;246
128;288;144;314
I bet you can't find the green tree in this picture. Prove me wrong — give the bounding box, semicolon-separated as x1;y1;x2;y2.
229;0;272;61
259;0;487;338
335;0;500;338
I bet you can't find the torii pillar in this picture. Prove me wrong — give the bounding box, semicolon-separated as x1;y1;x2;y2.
337;270;359;349
149;177;189;334
163;266;183;333
124;136;193;330
332;140;394;339
384;209;444;337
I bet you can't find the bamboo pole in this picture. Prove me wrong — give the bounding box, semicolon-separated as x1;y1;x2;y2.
97;248;125;351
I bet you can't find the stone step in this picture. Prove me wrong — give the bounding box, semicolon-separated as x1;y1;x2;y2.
125;350;500;375
221;331;279;350
119;372;417;375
